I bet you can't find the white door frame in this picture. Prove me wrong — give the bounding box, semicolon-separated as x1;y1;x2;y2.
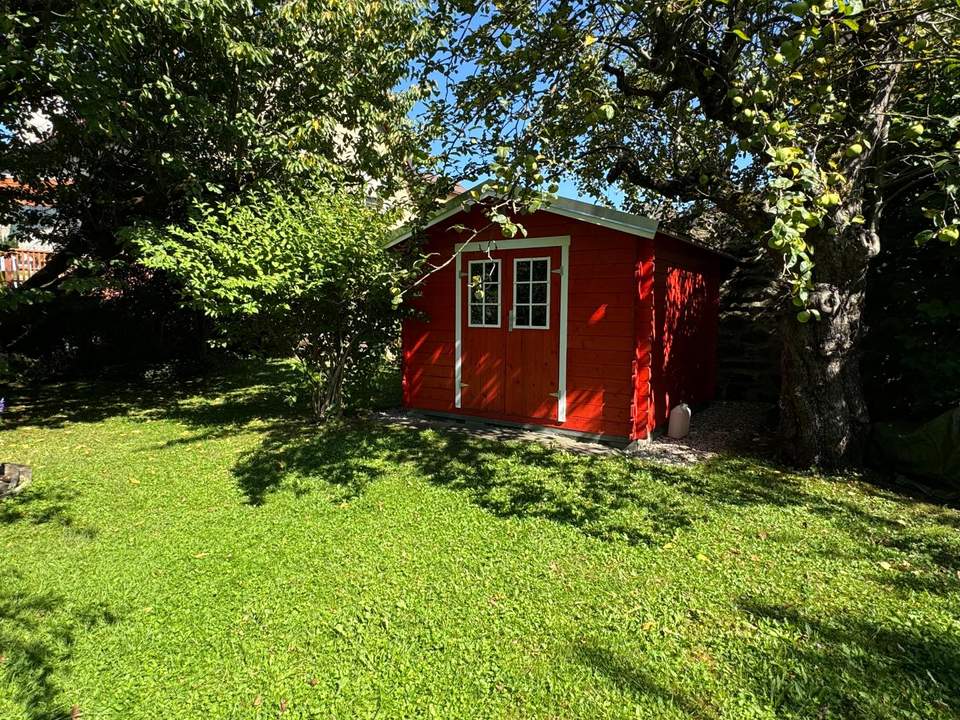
454;235;571;422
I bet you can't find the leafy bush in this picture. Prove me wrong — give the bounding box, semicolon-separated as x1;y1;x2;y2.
132;183;415;419
1;264;215;382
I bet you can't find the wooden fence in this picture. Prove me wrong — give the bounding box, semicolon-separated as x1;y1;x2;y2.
1;248;51;288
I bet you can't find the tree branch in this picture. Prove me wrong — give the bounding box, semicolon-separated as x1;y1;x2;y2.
606;156;768;234
601;62;675;102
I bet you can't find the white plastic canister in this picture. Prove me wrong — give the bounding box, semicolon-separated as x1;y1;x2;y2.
667;403;692;439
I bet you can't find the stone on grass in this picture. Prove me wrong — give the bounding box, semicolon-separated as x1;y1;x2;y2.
0;463;32;499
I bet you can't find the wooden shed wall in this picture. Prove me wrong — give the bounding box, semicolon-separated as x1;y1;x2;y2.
401;206;645;438
649;233;723;429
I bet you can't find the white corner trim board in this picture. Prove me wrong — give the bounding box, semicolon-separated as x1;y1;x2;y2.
454;235;570;423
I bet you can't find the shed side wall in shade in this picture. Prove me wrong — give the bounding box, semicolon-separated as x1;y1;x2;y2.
650;232;723;429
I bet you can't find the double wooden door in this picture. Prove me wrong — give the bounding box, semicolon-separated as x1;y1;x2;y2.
460;247;562;422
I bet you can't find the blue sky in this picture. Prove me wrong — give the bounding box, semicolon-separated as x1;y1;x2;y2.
555;177;625;206
406;11;625;210
462;173;624;206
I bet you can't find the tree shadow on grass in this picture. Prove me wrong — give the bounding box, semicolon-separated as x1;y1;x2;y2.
0;485;96;540
229;419;706;543
735;597;960;718
225;414;960;596
387;428;702;544
9;363;959;572
7;367;960;717
140;381;300;450
232;416;945;551
231;419;392;505
576;598;960;720
576;644;720;719
1;360;298;432
0;570;119;720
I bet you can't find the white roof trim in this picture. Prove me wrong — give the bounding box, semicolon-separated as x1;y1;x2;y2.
386;191;659;248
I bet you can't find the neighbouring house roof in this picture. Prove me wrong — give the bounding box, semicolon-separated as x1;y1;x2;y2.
1;177;37;206
0;175;70;203
386;190;660;248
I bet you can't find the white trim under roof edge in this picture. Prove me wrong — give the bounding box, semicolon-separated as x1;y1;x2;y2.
386;191;659;248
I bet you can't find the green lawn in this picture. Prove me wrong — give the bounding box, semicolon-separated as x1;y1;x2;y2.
1;363;958;719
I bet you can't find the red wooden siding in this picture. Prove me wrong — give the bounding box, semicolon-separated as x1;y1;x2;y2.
402;237;456;410
649;233;723;429
401;206;729;442
565;229;636;437
401;206;638;438
631;239;655;440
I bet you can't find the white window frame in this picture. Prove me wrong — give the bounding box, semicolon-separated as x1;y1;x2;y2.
512;256;551;330
466;259;501;328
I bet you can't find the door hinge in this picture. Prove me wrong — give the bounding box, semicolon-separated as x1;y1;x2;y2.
551;267;563;274
548;391;560;398
460;383;470;388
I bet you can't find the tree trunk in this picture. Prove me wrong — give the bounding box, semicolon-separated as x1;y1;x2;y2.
20;246;75;289
310;337;358;420
778;227;875;469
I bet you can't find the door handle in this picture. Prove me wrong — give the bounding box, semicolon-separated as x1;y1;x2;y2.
508;308;515;332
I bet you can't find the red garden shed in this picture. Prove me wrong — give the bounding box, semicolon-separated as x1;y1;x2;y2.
390;194;735;444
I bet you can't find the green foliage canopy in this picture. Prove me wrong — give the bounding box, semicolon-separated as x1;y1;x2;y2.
417;0;960;468
132;184;414;418
421;0;959;311
0;0;432;283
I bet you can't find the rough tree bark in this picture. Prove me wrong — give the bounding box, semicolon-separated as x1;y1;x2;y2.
778;230;874;468
777;187;890;469
778;58;899;469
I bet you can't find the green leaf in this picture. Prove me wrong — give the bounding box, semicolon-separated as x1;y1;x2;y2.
905;122;925;139
938;226;959;244
816;192;841;207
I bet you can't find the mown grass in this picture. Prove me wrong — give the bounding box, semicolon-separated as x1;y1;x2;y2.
0;361;958;719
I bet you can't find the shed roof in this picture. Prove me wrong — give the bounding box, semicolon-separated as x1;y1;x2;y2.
386;190;660;246
386;190;738;264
